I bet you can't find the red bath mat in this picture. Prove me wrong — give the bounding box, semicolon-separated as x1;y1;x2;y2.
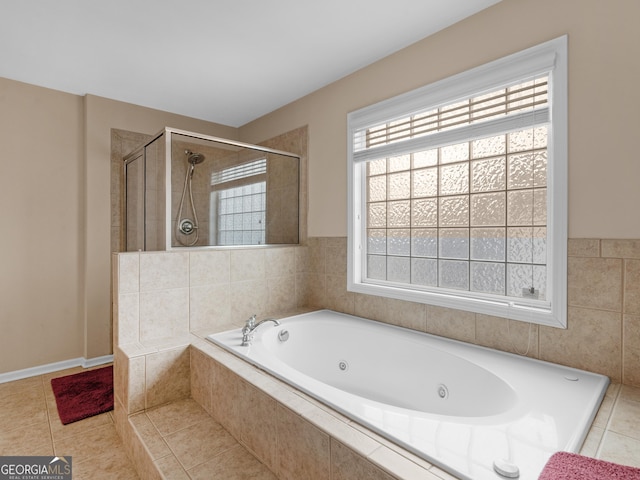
51;365;114;425
538;452;640;479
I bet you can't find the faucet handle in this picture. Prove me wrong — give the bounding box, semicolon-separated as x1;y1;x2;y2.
246;314;257;328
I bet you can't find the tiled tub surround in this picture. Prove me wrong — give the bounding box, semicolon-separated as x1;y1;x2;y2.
303;237;640;386
206;310;610;480
112;238;640;479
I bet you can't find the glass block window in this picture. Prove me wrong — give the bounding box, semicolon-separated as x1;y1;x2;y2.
211;159;266;245
348;37;568;327
366;126;547;296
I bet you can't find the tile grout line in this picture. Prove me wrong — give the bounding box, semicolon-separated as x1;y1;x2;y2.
41;373;57;456
595;384;622;459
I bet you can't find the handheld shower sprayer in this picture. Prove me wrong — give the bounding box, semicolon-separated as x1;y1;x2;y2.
176;150;206;246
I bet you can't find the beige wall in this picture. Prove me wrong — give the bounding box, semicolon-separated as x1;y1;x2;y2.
0;78;84;373
239;0;640;240
0;81;238;374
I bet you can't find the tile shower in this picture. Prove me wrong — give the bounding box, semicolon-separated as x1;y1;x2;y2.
112;237;640;478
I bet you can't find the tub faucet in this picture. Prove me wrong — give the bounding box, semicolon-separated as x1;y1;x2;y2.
241;314;280;346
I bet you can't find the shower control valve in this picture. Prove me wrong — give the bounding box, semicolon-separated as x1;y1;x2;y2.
179;219;196;235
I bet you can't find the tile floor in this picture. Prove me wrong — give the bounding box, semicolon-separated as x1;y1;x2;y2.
1;366;640;480
582;382;640;469
0;365;139;479
131;397;277;479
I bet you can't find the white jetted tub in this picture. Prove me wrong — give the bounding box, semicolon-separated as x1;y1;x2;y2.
207;310;609;480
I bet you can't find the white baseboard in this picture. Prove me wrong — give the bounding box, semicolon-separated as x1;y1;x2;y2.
0;355;115;384
82;355;115;369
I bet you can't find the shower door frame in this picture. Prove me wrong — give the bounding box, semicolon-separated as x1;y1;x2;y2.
122;127;301;251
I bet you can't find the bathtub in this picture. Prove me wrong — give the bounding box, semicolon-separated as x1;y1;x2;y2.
207;310;609;480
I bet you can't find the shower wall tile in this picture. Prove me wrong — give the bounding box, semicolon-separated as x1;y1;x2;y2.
625;260;640;315
189;250;230;286
602;239;640;259
476;314;539;358
427;305;476;344
568;257;623;311
230;249;265;282
354;293;391;323
386;298;427;331
265;247;297;277
307;237;327;274
139;288;189;343
295;245;310;274
325;274;355;315
298;273;325;309
114;246;304;350
118;253;140;294
539;307;622;381
145;346;190;410
127;355;146;415
568;238;600;257
140;252;189;291
267;275;297;315
189;284;232;333
624;314;640;386
326;237;348;276
230;280;268;321
116;293;140;345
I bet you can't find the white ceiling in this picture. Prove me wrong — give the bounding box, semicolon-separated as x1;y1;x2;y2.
0;0;501;127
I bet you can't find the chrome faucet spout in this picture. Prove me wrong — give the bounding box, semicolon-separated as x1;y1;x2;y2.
241;316;280;346
254;318;281;329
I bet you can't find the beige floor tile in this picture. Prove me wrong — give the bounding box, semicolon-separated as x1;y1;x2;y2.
598;431;640;468
0;376;43;400
0;370;139;479
48;408;114;441
580;425;604;457
164;417;238;470
129;413;172;460
188;444;277;480
608;398;640;441
155;454;190;479
0;389;48;429
620;384;640;403
591;382;620;428
145;398;211;436
53;423;123;463
0;419;52;455
72;445;139;480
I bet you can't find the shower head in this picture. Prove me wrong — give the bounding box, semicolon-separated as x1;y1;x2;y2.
185;150;205;165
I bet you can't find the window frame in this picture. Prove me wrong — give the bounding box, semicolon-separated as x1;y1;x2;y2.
347;36;568;328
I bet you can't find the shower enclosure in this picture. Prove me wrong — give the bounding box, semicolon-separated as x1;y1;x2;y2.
123;127;300;251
